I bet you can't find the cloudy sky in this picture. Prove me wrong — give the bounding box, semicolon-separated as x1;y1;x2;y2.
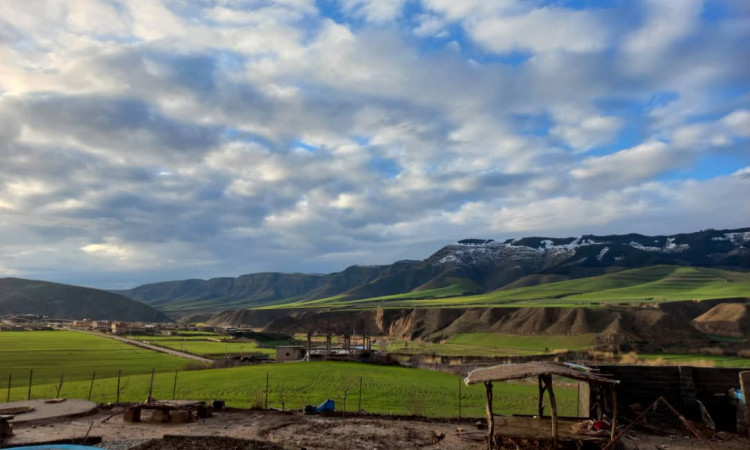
1;0;748;288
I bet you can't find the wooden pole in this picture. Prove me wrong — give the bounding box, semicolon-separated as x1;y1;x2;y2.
537;375;545;417
116;370;121;405
87;371;96;401
610;386;618;441
358;376;363;413
147;367;155;402
740;372;750;438
265;372;269;409
27;369;33;400
7;373;12;402
56;372;64;398
172;371;178;400
544;375;559;448
484;381;495;450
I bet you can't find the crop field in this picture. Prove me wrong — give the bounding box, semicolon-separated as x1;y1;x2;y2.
384;334;596;357
280;266;750;309
0;331;192;389
138;337;276;358
3;361;579;418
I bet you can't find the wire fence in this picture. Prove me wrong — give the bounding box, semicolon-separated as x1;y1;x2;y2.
1;366;579;419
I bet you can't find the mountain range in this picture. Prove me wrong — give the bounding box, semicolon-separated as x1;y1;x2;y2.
117;227;750;315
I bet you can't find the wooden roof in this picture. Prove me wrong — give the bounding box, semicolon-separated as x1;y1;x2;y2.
464;361;619;386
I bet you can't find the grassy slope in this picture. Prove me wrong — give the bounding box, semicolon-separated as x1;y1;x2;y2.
0;331;192;386
385;334;597;356
276;266;750;309
4;361;577;418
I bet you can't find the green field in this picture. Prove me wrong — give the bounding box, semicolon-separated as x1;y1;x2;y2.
138;337;276;358
3;361;579;418
276;266;750;309
385;333;597;356
0;331;194;388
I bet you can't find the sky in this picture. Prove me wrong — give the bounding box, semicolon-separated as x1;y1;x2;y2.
0;0;748;289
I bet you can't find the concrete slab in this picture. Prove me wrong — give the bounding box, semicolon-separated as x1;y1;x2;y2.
0;400;97;425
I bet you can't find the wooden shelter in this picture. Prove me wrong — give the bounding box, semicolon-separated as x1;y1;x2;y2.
465;362;619;449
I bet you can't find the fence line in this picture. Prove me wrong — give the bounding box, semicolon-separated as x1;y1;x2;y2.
2;367;561;419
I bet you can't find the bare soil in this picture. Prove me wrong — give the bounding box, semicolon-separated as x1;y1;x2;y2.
3;408;748;450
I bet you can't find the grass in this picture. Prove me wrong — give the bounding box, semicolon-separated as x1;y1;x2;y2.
274;266;750;309
384;334;597;357
3;361;579;418
0;331;194;388
138;337;276;358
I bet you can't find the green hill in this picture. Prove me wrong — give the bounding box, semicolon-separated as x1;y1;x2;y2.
279;266;750;309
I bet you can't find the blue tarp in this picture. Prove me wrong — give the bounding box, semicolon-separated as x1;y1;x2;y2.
316;399;335;413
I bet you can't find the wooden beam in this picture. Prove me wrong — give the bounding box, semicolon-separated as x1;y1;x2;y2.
485;381;495;450
544;375;559;448
537;375;545;418
610;386;618;441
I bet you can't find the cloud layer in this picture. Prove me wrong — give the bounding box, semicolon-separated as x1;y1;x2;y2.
0;0;748;287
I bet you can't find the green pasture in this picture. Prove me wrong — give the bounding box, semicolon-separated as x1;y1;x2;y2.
277;266;750;309
138;337;276;358
0;331;193;388
385;333;596;357
3;361;579;418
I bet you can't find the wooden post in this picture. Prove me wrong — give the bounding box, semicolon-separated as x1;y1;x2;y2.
265;372;269;409
537;375;545;417
610;386;618;441
545;375;559;448
357;377;362;412
484;381;495;450
116;370;121;405
740;372;750;438
147;367;155;402
172;371;178;400
6;373;11;402
27;369;33;400
87;371;96;401
56;372;64;398
306;332;312;361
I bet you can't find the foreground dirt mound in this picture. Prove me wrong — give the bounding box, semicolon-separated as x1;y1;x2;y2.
131;435;286;450
262;417;443;450
691;302;750;337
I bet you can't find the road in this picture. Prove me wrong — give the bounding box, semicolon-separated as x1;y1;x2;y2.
73;329;214;365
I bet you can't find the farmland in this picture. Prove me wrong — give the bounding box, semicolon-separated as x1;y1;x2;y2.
137;335;276;358
0;331;193;387
3;361;578;418
385;333;598;357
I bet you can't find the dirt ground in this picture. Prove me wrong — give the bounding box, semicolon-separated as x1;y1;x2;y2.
3;408;748;450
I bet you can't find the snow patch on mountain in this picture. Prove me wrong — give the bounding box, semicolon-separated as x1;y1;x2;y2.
597;247;609;261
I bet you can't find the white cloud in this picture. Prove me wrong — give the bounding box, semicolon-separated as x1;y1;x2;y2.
571;141;675;185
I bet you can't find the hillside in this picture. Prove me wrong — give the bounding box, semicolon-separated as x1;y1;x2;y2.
0;278;171;322
203;299;738;346
118;227;750;314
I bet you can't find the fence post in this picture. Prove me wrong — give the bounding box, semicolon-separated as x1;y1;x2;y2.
56;372;64;398
27;369;33;400
358;376;363;413
172;371;178;400
6;373;11;402
265;373;269;409
116;370;121;404
87;371;96;401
